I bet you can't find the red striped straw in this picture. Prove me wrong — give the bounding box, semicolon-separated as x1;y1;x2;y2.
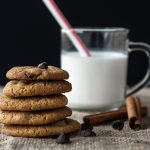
42;0;91;57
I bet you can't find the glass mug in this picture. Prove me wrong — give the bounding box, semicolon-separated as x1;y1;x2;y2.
61;28;150;111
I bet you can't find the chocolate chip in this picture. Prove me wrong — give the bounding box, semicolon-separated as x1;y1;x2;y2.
81;130;96;137
56;133;71;144
112;120;124;130
81;122;93;131
38;62;48;69
129;119;141;130
25;72;35;79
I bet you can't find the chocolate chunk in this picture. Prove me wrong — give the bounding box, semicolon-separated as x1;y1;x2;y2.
25;72;35;79
38;62;48;69
56;133;71;144
81;122;93;131
129;118;141;130
81;130;96;137
112;120;124;130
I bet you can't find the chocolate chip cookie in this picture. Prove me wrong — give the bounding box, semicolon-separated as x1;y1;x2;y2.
0;94;68;111
6;65;69;80
3;80;72;97
0;107;72;125
1;119;81;137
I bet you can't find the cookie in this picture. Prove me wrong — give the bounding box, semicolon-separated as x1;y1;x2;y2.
6;66;69;80
1;119;81;137
0;94;67;111
3;80;72;97
0;107;72;125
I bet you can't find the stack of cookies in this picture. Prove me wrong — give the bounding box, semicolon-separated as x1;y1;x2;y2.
0;62;80;137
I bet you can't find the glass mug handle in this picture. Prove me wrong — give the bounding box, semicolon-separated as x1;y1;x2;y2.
126;42;150;97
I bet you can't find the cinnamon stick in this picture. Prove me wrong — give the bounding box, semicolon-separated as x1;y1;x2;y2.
126;96;142;130
83;106;147;125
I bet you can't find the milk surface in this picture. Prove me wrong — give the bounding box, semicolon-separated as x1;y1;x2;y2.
61;51;128;110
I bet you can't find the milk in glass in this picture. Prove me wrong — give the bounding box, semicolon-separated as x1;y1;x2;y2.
61;51;128;110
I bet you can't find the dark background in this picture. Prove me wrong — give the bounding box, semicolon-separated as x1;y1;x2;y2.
0;0;149;85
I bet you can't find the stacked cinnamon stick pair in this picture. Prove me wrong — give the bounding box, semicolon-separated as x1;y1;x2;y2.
83;96;147;130
126;96;144;129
